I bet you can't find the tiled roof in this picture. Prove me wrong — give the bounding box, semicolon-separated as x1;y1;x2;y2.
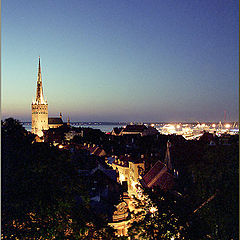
151;171;175;190
78;144;106;157
113;155;132;167
141;160;174;190
142;161;166;185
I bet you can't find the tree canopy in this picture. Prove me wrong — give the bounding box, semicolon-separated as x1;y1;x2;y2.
2;118;116;239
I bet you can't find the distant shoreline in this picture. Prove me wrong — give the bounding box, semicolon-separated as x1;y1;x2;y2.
21;121;239;125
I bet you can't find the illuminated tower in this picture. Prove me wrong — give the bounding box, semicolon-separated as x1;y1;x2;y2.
32;57;49;137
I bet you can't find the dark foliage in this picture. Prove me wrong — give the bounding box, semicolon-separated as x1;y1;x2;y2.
2;118;116;239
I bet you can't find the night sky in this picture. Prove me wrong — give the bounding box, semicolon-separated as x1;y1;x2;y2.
2;0;239;122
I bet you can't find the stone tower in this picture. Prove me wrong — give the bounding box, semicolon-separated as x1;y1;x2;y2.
32;57;49;137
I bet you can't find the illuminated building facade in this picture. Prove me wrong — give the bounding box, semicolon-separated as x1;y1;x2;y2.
111;155;145;197
32;57;49;137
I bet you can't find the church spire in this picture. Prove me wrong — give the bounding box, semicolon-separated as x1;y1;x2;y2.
164;140;172;171
35;57;46;104
38;56;41;76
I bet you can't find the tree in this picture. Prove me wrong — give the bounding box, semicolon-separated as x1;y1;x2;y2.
128;188;190;239
188;143;239;239
2;118;117;239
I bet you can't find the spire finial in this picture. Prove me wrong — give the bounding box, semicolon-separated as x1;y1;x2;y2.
38;56;41;74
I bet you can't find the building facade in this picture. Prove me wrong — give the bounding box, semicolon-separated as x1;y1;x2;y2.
32;57;49;137
111;155;145;197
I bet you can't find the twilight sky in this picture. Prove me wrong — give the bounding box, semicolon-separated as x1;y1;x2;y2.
2;0;239;122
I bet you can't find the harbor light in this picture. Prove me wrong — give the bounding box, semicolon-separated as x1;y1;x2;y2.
225;123;231;128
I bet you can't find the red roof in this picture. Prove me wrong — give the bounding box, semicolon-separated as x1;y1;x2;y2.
151;171;175;190
142;160;174;191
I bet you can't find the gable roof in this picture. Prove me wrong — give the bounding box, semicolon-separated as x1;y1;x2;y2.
112;127;123;135
141;160;174;191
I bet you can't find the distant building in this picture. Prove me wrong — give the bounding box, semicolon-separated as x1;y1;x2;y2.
121;124;147;135
65;130;83;141
112;124;159;136
31;58;65;137
76;143;107;157
31;57;49;137
48;114;64;129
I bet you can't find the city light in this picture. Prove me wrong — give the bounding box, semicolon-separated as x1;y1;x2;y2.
168;124;175;130
225;123;231;128
119;174;125;182
149;206;157;213
131;181;137;189
212;123;216;128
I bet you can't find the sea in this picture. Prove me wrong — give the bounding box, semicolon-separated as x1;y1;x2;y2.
22;122;127;133
22;121;239;137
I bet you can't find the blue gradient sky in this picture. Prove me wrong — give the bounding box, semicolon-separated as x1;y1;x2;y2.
2;0;239;122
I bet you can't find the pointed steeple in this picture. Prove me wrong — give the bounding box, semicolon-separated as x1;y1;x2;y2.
35;57;46;104
164;140;172;171
38;56;41;76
